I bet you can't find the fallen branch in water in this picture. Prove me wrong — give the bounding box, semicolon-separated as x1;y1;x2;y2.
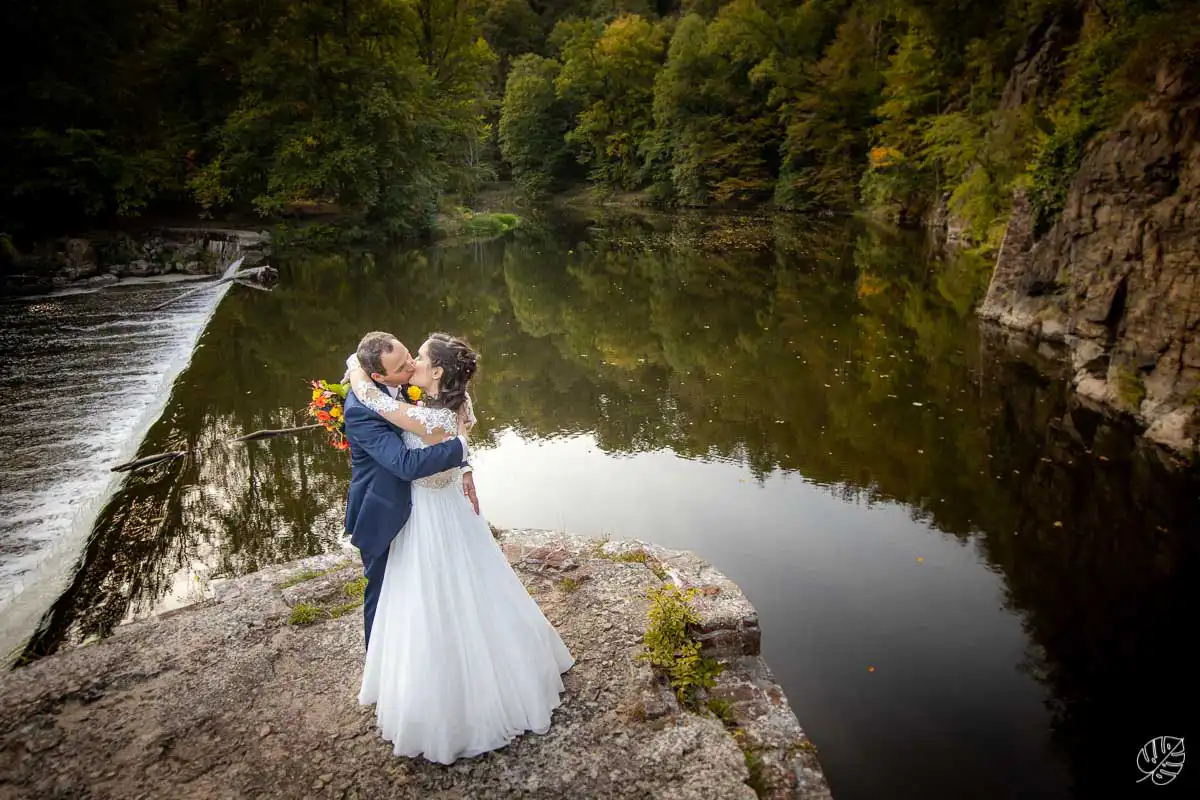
110;451;188;473
232;423;322;442
149;264;278;311
111;423;322;474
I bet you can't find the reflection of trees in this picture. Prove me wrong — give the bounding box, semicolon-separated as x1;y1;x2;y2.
21;210;1200;795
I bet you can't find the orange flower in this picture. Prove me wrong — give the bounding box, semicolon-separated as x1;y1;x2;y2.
307;377;352;453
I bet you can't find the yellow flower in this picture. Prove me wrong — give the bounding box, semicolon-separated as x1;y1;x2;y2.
312;388;324;402
330;406;342;419
406;385;422;402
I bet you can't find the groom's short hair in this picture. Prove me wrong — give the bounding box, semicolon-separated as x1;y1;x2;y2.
358;331;400;377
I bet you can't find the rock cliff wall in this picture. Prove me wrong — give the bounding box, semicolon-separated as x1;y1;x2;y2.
979;63;1200;456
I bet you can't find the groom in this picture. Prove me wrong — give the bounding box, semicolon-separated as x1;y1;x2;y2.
343;331;473;649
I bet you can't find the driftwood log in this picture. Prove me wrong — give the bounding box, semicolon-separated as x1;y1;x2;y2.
111;424;322;474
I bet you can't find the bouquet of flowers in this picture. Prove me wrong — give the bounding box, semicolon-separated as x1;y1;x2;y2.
309;379;349;451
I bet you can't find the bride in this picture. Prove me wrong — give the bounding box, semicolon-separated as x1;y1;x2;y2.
343;332;574;764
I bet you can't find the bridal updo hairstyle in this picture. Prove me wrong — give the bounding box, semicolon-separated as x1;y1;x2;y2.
425;332;478;412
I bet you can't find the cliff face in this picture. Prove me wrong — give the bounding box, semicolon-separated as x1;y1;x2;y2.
979;63;1200;456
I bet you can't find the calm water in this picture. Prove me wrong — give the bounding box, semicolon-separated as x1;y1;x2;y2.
9;212;1200;797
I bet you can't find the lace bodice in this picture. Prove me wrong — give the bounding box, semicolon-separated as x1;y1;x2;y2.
344;354;475;491
401;407;460;489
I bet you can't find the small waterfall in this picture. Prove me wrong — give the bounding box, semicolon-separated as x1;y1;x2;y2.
0;253;246;660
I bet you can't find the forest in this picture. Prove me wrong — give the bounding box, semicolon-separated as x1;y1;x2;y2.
3;0;1197;245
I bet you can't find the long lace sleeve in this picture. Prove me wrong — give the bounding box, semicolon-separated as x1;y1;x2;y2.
344;353;403;415
342;353;459;445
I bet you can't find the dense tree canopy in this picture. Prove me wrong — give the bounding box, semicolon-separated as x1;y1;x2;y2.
3;0;1197;241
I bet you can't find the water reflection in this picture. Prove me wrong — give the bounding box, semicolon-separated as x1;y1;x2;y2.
17;211;1200;797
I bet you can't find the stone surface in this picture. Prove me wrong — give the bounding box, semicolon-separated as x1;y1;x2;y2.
0;530;830;799
997;2;1082;111
979;63;1200;456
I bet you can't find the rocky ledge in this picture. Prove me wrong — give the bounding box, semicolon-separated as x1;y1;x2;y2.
0;530;830;800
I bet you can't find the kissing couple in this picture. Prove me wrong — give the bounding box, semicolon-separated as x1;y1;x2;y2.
339;331;574;765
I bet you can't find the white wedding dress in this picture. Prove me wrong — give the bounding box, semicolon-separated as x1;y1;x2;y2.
351;380;574;764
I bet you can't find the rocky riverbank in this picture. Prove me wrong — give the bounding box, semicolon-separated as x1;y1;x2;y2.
0;530;830;800
1;227;270;297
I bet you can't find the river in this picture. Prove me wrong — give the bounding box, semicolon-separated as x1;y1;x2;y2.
3;210;1198;798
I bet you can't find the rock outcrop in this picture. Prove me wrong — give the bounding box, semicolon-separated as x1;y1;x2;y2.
1;228;270;297
0;530;830;800
979;62;1200;456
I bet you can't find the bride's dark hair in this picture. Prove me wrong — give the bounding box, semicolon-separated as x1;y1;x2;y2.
425;332;478;412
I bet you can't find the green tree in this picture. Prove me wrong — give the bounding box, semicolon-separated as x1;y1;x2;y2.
189;0;495;237
646;9;777;205
861;20;943;221
773;2;885;210
554;13;668;189
500;55;578;194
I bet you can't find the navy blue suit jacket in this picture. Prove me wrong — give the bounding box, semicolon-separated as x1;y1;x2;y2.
342;385;466;560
